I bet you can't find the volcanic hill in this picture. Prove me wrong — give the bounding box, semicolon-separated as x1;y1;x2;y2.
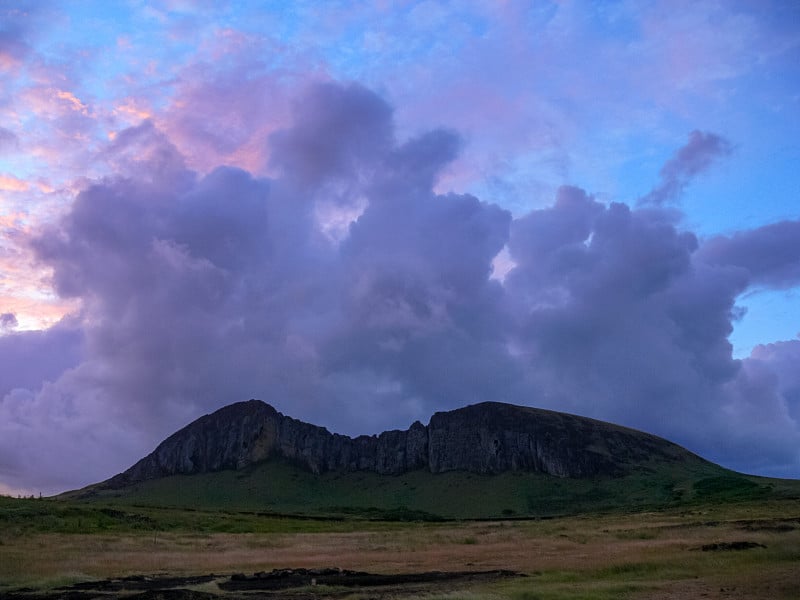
74;400;781;518
101;400;701;485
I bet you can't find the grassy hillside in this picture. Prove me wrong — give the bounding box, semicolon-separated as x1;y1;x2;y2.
70;457;800;520
0;493;395;535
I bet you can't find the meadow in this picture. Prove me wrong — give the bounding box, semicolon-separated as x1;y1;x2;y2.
1;493;799;599
66;458;795;519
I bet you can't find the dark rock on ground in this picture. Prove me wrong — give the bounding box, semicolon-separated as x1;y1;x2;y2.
2;569;524;600
218;568;523;590
701;541;767;551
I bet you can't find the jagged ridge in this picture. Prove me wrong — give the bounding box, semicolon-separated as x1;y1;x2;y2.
101;400;705;489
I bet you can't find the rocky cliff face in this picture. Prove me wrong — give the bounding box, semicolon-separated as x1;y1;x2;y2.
426;402;691;477
103;399;701;488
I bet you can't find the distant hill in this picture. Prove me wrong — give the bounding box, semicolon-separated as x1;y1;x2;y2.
96;399;706;483
71;400;793;518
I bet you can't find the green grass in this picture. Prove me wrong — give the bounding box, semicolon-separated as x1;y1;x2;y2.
0;494;406;535
4;456;796;540
67;456;800;520
2;492;799;599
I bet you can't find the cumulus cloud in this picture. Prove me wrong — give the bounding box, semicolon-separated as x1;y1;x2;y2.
697;220;800;289
2;82;799;493
717;337;800;476
506;190;737;430
639;130;732;206
159;52;293;174
748;340;800;426
0;318;83;404
270;82;394;185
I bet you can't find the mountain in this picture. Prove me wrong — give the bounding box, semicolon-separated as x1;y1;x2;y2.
99;399;702;486
73;400;788;518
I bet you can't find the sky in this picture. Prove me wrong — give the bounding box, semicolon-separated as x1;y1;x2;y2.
1;1;799;495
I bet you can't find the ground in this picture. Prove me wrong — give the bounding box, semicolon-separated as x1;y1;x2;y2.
1;498;798;599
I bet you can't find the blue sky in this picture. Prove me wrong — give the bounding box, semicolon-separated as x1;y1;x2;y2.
1;0;799;494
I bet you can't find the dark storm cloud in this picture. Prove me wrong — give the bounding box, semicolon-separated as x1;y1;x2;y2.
2;81;799;493
639;130;732;206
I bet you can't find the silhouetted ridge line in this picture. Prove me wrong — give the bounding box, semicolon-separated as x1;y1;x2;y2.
100;399;706;489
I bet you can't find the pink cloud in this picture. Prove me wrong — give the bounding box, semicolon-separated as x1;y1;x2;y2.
0;174;29;192
18;86;97;135
0;52;22;71
155;43;311;175
1;203;81;332
55;90;90;115
0;294;77;332
112;97;153;124
0;481;37;497
638;2;760;96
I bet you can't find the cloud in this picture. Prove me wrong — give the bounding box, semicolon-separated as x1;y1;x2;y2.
639;130;732;206
2;82;799;494
507;190;726;420
104;119;190;185
0;313;17;331
0;7;33;70
0;174;29;192
0;318;83;399
697;220;800;289
2;82;514;491
749;340;800;426
269;82;395;185
158;49;295;175
0;127;19;153
504;186;800;472
720;338;800;476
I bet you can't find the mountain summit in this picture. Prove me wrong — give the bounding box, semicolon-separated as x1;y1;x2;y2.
100;400;705;490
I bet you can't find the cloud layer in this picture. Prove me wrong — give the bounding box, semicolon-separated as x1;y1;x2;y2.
1;82;799;494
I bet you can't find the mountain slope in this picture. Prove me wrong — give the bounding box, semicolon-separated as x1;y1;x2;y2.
98;399;707;490
61;399;792;519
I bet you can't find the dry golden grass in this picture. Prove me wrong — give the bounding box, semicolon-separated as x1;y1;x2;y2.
2;501;799;599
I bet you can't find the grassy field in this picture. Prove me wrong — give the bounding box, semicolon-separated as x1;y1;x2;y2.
2;491;800;598
68;458;800;520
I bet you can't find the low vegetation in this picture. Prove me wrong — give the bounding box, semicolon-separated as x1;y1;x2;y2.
66;457;800;520
3;466;800;599
1;494;799;598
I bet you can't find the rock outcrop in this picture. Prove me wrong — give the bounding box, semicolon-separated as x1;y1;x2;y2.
103;399;702;488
